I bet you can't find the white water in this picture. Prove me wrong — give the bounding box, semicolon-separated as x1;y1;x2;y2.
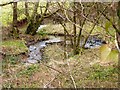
36;25;47;32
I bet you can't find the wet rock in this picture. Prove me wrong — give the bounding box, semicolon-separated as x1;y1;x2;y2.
34;54;42;60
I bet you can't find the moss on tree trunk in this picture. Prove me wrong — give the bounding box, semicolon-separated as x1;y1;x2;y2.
25;18;43;35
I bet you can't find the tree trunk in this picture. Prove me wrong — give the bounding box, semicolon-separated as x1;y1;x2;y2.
12;1;19;38
73;2;78;55
13;2;17;27
117;1;120;88
25;2;29;20
25;1;49;35
25;1;39;35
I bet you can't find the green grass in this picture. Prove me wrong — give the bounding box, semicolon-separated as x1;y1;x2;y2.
88;64;118;81
4;55;19;64
17;64;40;76
1;40;28;55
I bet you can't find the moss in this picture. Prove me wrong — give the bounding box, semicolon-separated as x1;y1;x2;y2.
1;40;28;55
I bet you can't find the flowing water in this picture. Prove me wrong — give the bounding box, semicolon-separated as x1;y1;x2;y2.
26;37;63;64
25;36;105;64
25;25;106;64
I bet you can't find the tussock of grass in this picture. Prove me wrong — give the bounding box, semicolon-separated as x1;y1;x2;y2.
1;40;28;55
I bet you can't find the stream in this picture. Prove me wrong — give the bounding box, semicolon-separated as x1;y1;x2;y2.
25;25;106;64
26;37;63;64
25;36;106;64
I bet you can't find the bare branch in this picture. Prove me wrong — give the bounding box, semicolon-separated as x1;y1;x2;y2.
0;2;13;6
41;63;63;74
82;5;108;48
98;9;119;33
43;76;56;88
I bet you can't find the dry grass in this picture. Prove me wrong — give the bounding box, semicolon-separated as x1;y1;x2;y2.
2;43;118;88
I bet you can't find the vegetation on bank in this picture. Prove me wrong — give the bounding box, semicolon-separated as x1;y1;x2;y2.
1;40;28;55
1;1;120;88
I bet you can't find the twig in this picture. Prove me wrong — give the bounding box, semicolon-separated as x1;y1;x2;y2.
82;5;108;48
98;9;119;33
66;59;76;88
0;2;14;6
43;76;56;88
40;62;63;74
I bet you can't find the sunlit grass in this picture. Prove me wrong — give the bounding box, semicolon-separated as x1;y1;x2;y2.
1;40;28;55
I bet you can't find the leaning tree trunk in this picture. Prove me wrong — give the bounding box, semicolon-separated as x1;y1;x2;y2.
25;1;39;35
117;1;120;88
25;2;49;35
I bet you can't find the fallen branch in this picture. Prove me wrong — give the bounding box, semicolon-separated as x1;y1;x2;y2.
43;76;56;88
47;33;74;37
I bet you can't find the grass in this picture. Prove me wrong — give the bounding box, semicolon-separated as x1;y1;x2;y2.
17;64;40;76
88;64;118;81
1;23;118;88
3;55;19;65
1;40;28;55
2;41;118;88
